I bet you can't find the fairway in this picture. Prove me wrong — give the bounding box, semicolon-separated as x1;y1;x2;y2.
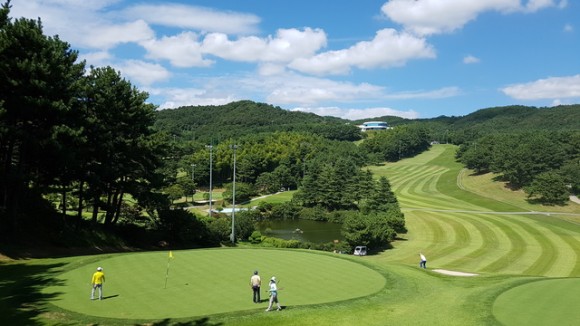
43;249;385;319
370;145;580;278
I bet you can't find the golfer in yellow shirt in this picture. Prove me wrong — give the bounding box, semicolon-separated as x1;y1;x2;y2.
91;267;105;300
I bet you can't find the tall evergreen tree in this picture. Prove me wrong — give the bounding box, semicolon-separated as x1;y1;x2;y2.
0;1;85;234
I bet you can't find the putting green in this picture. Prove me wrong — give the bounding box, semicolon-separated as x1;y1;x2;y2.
44;248;385;319
492;278;580;325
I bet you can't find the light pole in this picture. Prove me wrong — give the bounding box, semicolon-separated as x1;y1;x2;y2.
230;144;239;244
191;163;195;181
206;145;213;217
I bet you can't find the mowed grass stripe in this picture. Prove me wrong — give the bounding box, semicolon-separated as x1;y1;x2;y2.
504;216;559;276
551;226;580;276
479;215;546;275
517;220;575;277
395;167;474;210
436;215;495;271
390;163;489;212
455;215;521;272
412;212;451;253
427;213;483;270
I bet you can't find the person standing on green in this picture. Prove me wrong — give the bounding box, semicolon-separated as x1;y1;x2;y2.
250;270;261;303
265;276;281;311
91;267;105;300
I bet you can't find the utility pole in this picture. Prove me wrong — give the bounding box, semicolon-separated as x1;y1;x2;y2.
206;145;213;217
230;144;239;244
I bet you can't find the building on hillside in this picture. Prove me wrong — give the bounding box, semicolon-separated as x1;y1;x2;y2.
358;121;389;131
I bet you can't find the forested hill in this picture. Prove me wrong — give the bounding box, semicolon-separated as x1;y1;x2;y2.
357;104;580;131
155;101;579;144
354;104;579;142
450;104;580;131
154;100;361;142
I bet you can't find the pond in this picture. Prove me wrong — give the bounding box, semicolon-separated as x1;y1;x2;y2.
256;219;343;243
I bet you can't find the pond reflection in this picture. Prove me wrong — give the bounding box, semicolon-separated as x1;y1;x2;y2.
257;219;343;243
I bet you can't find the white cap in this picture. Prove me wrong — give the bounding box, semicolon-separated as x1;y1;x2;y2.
271;276;276;281
97;267;103;271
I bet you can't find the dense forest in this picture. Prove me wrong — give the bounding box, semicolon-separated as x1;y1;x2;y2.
1;1;578;255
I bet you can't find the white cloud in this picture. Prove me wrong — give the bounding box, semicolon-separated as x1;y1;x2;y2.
140;32;214;68
79;51;112;67
501;75;580;99
384;87;461;100
151;87;239;109
563;23;573;32
291;106;419;120
463;55;480;64
288;29;435;75
201;28;327;63
11;0;154;50
122;3;260;34
258;63;287;76
88;20;155;49
265;75;385;105
117;60;171;86
381;0;566;36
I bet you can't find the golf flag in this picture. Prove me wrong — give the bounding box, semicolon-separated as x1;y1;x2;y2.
165;251;174;289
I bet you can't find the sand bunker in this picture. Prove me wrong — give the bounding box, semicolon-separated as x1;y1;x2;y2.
432;269;478;277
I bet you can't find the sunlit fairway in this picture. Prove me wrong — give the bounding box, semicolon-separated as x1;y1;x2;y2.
3;144;580;325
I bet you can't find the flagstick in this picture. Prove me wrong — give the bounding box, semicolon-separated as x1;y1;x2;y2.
164;252;173;289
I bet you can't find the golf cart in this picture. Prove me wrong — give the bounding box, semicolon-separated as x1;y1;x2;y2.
353;246;367;256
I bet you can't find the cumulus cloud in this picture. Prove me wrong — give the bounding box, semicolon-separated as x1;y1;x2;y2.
288;29;435;75
265;76;385;105
122;3;260;34
501;75;580;99
381;0;567;35
292;106;419;120
79;51;113;67
89;20;155;49
117;60;171;86
149;87;239;110
463;55;480;64
201;28;327;63
140;32;214;67
11;1;154;50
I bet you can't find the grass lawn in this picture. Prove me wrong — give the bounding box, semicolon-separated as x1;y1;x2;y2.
2;144;580;325
43;249;384;320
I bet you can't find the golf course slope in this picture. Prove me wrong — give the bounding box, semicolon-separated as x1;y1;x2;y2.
3;144;580;325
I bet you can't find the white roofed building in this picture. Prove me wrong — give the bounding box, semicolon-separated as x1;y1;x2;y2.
358;121;389;131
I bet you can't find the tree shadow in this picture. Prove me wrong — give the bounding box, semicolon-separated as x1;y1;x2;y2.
526;198;568;206
145;317;223;326
0;261;66;326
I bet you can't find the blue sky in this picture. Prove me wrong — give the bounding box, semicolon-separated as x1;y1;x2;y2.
11;0;580;119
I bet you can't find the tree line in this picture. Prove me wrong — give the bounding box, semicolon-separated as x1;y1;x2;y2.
0;2;168;237
456;130;579;205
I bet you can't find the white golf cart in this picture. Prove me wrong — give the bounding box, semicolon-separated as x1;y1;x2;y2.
353;246;367;256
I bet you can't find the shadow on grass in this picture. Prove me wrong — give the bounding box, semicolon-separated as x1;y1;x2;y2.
145;317;223;326
0;261;66;326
